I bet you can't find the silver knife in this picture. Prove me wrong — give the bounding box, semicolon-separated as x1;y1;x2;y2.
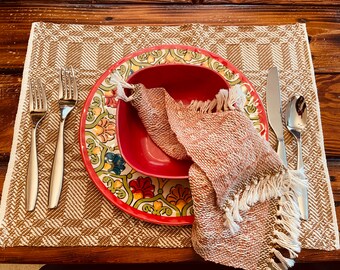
266;67;288;167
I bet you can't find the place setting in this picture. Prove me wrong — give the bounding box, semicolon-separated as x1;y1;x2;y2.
0;22;338;270
80;45;269;226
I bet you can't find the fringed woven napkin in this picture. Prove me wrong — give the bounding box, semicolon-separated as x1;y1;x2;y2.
112;75;306;269
0;22;338;268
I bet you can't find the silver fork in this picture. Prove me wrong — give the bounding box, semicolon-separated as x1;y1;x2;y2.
48;67;78;209
26;79;47;211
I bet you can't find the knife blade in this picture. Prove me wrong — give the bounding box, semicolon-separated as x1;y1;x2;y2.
266;67;288;167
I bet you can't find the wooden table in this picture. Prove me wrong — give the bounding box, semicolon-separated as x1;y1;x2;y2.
0;0;339;268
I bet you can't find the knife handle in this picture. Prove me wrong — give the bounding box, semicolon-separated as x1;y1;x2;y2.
277;138;288;167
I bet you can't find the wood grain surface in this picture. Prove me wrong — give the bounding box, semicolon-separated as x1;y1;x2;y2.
0;6;339;73
0;0;339;267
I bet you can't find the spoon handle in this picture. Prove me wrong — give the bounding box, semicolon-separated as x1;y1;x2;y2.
297;137;304;170
296;137;308;220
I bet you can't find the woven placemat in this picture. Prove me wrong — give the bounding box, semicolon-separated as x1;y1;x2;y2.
0;22;338;250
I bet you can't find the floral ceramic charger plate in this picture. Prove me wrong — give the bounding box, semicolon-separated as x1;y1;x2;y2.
79;44;268;226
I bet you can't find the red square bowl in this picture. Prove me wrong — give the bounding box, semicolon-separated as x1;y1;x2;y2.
116;64;230;179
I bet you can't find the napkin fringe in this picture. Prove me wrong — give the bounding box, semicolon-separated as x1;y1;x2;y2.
187;85;246;113
223;171;287;230
272;249;295;268
110;72;246;114
222;169;305;269
110;71;135;102
268;171;305;270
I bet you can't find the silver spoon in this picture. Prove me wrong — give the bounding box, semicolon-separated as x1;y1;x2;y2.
286;95;308;220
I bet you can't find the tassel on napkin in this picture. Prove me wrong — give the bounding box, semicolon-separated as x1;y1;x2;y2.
111;72;306;270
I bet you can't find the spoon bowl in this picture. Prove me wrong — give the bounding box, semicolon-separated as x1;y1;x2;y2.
286;95;307;136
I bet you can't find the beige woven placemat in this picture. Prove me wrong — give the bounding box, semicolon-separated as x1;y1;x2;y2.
0;22;338;251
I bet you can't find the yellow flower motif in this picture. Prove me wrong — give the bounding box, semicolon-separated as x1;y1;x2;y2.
147;55;155;63
153;201;163;211
131;64;140;72
175;199;186;211
184;53;192;61
104;91;114;98
201;62;209;68
103;163;111;170
92;146;101;155
113;180;123;189
133;192;143;201
165;53;175;63
93;118;115;143
92;107;102;116
93;125;104;136
166;184;192;211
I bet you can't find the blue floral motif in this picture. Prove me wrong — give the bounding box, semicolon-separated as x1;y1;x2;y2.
104;152;126;175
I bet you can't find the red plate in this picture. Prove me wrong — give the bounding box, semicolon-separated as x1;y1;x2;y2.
79;45;268;225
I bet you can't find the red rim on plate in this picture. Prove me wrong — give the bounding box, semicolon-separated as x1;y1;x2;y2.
79;44;268;226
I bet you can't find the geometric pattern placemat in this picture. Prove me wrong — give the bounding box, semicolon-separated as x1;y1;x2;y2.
0;22;338;250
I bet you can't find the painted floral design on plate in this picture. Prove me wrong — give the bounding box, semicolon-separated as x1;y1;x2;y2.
82;45;267;225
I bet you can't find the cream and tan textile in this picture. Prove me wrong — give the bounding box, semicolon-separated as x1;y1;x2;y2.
0;22;338;255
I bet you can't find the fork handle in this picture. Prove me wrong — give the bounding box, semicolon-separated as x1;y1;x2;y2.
26;127;39;211
49;119;65;209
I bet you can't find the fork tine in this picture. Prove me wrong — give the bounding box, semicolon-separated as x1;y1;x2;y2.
59;68;65;99
36;79;42;110
67;69;72;100
33;80;39;110
64;68;69;99
71;67;78;101
39;80;47;111
29;80;34;111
